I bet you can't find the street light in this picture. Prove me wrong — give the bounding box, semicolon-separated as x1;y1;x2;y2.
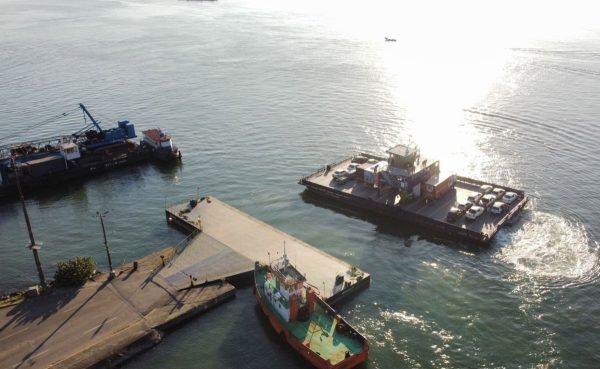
12;156;46;289
96;211;115;279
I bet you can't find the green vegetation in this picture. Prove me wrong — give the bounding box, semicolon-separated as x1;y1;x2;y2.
0;292;25;307
54;257;97;287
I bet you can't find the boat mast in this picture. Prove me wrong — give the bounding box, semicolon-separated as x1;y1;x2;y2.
12;156;47;288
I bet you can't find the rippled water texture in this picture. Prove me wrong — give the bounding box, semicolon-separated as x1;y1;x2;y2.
1;0;600;367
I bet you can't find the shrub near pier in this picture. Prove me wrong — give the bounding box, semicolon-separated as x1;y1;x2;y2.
54;257;97;287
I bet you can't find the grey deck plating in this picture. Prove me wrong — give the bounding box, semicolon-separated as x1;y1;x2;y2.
165;197;370;302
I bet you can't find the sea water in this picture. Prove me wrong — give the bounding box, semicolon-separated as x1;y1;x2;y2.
1;0;599;367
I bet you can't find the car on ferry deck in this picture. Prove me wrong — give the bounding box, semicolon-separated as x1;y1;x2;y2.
491;188;506;200
467;192;483;206
480;194;497;208
446;206;465;222
332;168;348;179
465;205;485;220
457;200;473;212
491;201;508;215
502;191;518;204
480;184;493;194
346;163;360;175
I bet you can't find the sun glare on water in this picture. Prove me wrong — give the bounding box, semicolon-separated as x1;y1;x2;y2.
240;0;599;174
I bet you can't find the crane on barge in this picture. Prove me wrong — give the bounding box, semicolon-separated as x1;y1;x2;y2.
0;103;181;199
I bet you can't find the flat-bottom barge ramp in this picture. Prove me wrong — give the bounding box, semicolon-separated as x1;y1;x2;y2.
299;146;528;245
165;197;369;304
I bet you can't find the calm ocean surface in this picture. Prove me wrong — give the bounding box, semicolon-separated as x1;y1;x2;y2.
1;0;600;367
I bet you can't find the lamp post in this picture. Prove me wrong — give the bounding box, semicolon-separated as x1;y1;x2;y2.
12;156;46;289
96;211;115;279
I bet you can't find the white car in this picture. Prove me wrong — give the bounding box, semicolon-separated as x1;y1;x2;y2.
457;200;472;212
335;175;350;184
480;194;497;208
346;163;359;174
466;192;483;205
479;184;493;194
490;201;508;215
465;205;484;220
491;188;506;200
332;169;348;179
502;192;518;204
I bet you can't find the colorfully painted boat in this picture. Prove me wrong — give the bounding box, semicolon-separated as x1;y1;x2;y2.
254;254;368;369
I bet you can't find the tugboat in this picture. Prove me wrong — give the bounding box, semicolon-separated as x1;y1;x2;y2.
0;103;181;198
141;128;182;161
254;253;368;369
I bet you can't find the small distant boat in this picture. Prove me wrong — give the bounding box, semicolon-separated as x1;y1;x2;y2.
384;37;397;42
254;254;368;369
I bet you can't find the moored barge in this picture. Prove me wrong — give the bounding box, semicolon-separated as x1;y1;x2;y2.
299;145;528;245
0;104;181;198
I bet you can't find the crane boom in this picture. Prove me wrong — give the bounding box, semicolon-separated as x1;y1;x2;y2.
79;103;102;131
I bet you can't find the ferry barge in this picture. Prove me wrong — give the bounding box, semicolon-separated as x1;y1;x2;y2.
254;254;368;369
299;145;528;245
0;104;181;198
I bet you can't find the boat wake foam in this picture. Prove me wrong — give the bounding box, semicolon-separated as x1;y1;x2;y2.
495;210;600;288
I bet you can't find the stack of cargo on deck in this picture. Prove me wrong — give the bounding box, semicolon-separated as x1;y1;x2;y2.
299;144;528;245
0;104;181;198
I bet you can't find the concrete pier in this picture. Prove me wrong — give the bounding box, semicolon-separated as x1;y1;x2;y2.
165;196;370;304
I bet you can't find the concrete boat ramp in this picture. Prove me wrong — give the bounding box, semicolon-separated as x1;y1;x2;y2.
165;196;370;303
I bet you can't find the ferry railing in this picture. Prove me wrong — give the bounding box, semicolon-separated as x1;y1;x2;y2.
299;151;388;181
455;175;526;196
299;156;350;181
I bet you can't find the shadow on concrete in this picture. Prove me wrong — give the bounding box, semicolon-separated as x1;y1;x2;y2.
0;286;81;332
10;280;110;369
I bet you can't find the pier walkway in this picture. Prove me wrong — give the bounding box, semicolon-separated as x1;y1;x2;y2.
165;196;370;303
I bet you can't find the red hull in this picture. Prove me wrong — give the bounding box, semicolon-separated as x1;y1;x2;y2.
255;288;368;369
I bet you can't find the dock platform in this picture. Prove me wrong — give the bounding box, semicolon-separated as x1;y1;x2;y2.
300;155;528;244
165;197;370;304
